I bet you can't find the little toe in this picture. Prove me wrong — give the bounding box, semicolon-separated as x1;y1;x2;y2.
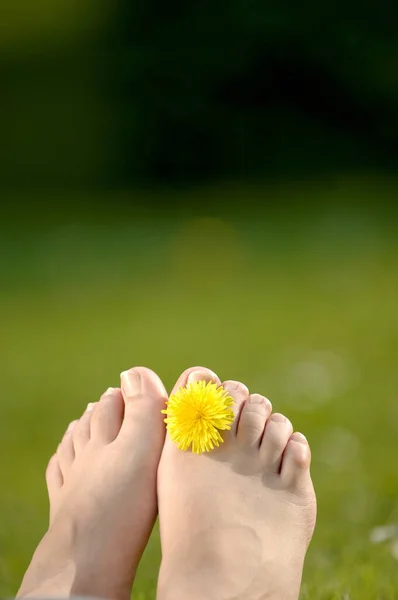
90;387;124;444
221;380;250;434
280;432;311;489
72;403;96;454
236;394;272;448
260;413;293;473
46;454;63;501
57;420;77;476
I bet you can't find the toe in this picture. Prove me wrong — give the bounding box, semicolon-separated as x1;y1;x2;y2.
221;380;250;435
72;403;96;454
119;367;168;456
280;432;311;488
57;420;77;475
171;366;221;395
236;394;272;448
46;454;63;501
90;387;124;444
260;413;293;473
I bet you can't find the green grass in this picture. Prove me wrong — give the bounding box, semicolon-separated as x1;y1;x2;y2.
1;183;398;598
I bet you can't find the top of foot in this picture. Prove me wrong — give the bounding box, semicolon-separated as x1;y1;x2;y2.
158;366;317;600
18;367;168;600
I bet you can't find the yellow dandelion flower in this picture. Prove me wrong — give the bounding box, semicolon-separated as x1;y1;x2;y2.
162;380;235;454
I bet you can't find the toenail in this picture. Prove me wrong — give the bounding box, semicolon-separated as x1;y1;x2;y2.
67;421;77;432
223;380;239;390
291;432;307;444
121;369;142;396
103;387;116;396
187;369;218;385
270;413;286;422
86;403;95;412
248;394;269;405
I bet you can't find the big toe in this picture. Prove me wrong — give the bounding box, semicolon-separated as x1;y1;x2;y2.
171;366;221;394
118;367;168;457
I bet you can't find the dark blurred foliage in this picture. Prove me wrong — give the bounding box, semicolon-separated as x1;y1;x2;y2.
2;0;398;191
110;0;398;185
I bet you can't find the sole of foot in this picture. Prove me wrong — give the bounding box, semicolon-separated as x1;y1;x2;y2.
18;367;168;600
157;367;317;600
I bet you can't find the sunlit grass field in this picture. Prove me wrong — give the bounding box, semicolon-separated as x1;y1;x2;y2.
1;182;398;598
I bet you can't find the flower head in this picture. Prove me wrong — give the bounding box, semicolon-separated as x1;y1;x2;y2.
162;380;235;454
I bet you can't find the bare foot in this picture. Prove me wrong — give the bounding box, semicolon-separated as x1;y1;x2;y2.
157;367;316;600
18;367;167;600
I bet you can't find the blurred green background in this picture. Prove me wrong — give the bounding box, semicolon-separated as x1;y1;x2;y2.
1;2;398;599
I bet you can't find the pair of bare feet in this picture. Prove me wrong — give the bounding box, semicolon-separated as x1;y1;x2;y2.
17;366;317;600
